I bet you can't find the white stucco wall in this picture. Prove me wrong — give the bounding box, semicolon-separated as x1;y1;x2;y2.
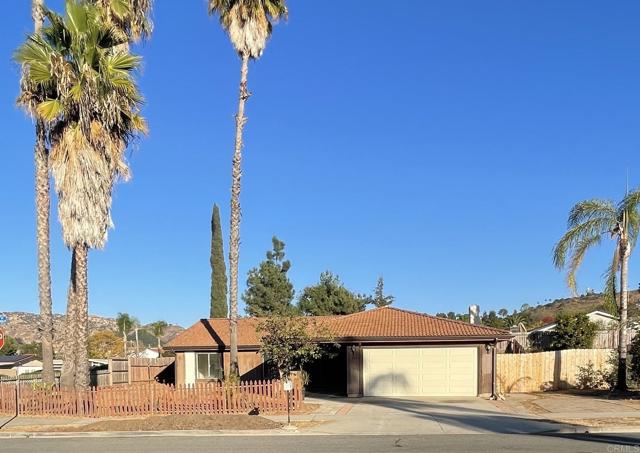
184;352;195;386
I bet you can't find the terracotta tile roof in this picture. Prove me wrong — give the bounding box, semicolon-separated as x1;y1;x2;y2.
166;306;511;350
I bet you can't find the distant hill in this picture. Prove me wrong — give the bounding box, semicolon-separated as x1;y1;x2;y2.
521;290;640;328
0;312;183;346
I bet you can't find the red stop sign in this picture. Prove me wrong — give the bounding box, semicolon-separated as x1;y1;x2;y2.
0;329;4;352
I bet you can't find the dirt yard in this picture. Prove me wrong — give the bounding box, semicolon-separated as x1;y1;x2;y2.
52;414;283;432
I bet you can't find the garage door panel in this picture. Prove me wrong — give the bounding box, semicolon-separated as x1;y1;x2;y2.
392;349;420;396
419;349;448;395
363;349;394;396
448;348;477;396
363;347;477;397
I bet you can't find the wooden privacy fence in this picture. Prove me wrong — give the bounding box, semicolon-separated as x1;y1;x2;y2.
498;329;636;353
90;357;174;387
0;379;302;418
497;348;613;393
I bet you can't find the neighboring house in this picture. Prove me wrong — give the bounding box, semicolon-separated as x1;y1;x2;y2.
130;348;160;359
532;310;618;332
0;355;40;377
166;306;511;398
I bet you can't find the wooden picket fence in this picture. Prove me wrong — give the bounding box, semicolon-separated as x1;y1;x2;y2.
0;379;302;418
497;348;614;393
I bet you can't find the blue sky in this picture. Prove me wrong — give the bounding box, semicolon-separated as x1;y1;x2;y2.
1;1;639;326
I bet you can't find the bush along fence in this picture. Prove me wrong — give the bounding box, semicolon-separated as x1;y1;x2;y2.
0;379;303;417
496;348;614;393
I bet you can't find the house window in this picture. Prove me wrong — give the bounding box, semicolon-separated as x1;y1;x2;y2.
196;353;223;380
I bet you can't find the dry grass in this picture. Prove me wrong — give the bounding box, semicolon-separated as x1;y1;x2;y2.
52;414;282;432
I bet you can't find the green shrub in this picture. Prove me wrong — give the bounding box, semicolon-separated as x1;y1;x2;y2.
629;334;640;384
576;362;604;390
575;356;616;390
550;313;597;350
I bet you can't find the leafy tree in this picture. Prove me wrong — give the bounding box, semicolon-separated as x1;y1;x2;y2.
549;313;597;350
257;315;325;379
498;308;509;318
148;320;168;351
370;277;394;307
17;1;147;389
481;311;504;329
88;330;124;358
1;336;20;356
244;237;295;316
19;342;42;357
210;204;228;318
554;197;639;390
456;313;470;323
298;272;367;316
208;0;288;378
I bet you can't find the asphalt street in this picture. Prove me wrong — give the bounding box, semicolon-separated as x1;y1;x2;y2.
1;434;640;453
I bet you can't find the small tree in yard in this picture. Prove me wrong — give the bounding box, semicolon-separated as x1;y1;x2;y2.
550;313;597;350
257;315;326;379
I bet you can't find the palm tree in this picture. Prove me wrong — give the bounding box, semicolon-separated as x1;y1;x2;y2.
148;320;168;352
16;1;146;388
208;0;288;378
91;0;153;44
553;197;639;391
19;0;56;386
116;312;139;356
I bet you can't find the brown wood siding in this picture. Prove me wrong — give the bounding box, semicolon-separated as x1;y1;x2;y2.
223;351;265;380
346;345;362;397
174;352;185;386
479;344;493;395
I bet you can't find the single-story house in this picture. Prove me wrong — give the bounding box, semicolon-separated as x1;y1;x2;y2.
532;310;618;333
0;355;40;377
166;306;512;398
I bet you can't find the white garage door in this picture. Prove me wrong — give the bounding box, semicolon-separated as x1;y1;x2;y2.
362;347;478;397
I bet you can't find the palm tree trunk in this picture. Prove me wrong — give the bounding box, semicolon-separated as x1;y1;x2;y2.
228;53;251;378
73;245;90;389
617;240;629;391
60;252;78;389
32;0;54;386
35;124;55;384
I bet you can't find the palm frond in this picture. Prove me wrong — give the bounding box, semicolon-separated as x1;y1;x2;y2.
566;234;601;294
568;199;616;227
553;216;616;269
602;245;620;316
209;0;288;58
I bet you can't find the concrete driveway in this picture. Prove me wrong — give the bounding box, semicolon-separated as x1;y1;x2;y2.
284;395;570;435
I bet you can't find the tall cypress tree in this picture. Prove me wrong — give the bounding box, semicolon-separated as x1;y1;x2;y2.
210;204;228;318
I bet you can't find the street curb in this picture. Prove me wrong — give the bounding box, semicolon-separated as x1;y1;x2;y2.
0;428;302;439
